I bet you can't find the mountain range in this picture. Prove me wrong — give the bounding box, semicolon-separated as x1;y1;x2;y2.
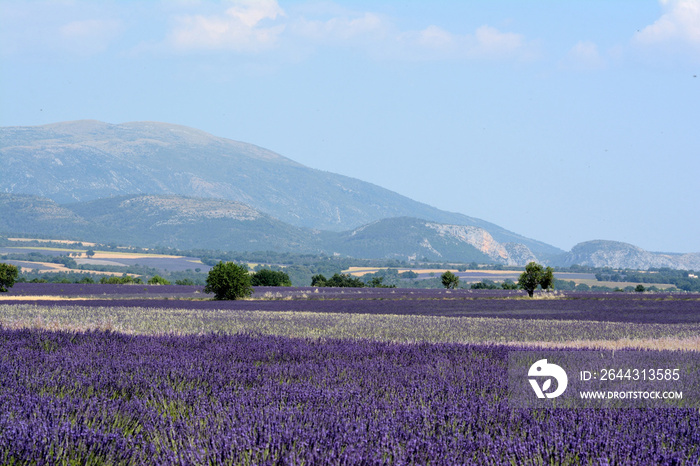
1;120;697;270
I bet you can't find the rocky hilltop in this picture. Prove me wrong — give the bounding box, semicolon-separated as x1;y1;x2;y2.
561;240;700;271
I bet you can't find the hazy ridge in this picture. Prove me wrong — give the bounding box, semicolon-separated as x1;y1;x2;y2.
1;121;697;270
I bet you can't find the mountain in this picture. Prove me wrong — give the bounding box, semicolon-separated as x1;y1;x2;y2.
67;195;327;252
334;217;537;265
559;240;700;271
0;194;538;264
0;120;561;259
0;194;325;253
3;194;698;270
0;193;90;237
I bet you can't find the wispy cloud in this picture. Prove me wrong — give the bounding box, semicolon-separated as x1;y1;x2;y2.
560;41;606;70
1;1;538;63
0;1;123;57
162;1;536;62
387;24;534;61
633;0;700;58
59;19;123;55
167;0;285;52
292;12;387;44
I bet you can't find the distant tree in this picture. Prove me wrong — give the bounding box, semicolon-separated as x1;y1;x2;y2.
518;262;542;297
148;275;171;285
251;269;292;287
441;271;459;290
311;274;327;287
325;273;365;288
175;278;195;286
635;284;646;293
540;266;555;292
501;279;519;290
367;276;396;288
0;263;19;292
518;262;554;297
100;275;142;285
204;261;252;300
311;273;364;287
471;280;498;290
86;249;95;258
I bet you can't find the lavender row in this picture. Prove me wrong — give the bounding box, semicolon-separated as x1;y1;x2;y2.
8;283;700;301
0;328;698;465
4;295;700;324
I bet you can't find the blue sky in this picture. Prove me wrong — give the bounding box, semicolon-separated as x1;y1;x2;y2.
1;0;699;253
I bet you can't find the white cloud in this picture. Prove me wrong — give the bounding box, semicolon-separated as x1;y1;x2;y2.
392;24;534;61
168;0;285;52
415;25;455;49
59;19;123;55
634;0;700;47
474;25;525;56
160;2;536;62
293;12;386;43
560;41;606;70
0;2;124;57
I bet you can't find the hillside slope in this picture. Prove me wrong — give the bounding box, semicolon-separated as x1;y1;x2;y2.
559;240;700;270
331;217;537;265
0;120;561;258
0;194;536;264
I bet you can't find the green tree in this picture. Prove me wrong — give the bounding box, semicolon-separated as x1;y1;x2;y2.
635;284;646;293
0;263;19;292
86;249;95;258
501;279;519;290
251;269;292;287
100;274;142;285
518;262;542;297
367;276;396;288
204;261;252;300
326;273;365;288
471;280;498;290
540;266;555;292
518;262;554;297
311;274;327;287
148;275;171;285
441;271;459;289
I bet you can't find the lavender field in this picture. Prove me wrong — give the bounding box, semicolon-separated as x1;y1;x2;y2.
1;328;699;465
4;283;700;324
1;284;700;463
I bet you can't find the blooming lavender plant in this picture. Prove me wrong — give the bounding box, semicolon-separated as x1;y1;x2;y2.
0;328;698;465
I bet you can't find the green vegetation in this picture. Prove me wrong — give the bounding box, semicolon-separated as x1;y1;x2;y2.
0;263;19;292
518;262;555;297
148;275;171;285
366;276;396;288
2;237;698;291
596;268;700;292
100;275;143;285
204;262;252;300
311;273;365;288
251;269;292;287
440;271;459;290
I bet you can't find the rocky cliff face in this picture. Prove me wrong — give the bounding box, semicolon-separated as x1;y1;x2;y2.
563;240;700;270
423;222;537;266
